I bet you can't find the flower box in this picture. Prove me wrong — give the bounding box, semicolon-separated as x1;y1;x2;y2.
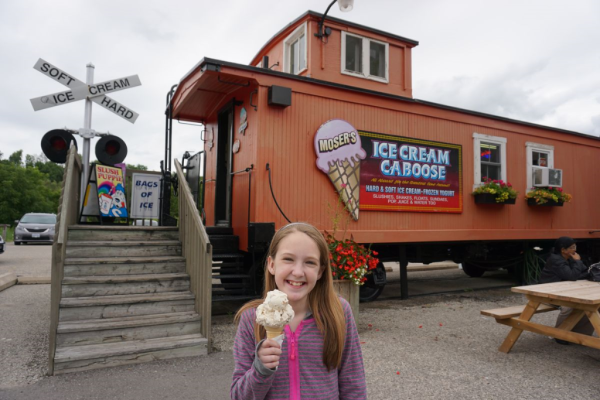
474;193;516;205
332;279;359;322
527;198;564;207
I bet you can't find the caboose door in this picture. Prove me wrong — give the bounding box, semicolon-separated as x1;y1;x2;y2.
214;103;234;226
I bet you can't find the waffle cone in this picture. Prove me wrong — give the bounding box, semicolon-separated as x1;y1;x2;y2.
328;159;361;220
265;326;284;339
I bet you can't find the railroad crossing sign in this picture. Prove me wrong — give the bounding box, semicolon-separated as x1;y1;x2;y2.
30;59;141;123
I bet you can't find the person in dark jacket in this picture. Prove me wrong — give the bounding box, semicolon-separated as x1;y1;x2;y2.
540;237;593;344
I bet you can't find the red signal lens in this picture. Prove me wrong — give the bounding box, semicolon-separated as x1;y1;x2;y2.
50;137;67;151
104;141;120;156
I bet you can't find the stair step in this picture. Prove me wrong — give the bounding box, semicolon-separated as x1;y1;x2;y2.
64;256;186;276
54;334;207;374
212;295;258;302
63;273;189;284
68;226;179;242
61;275;190;298
59;292;196;321
205;226;233;235
66;241;181;258
58;311;199;333
212;253;245;260
57;312;202;346
211;274;249;279
60;292;195;307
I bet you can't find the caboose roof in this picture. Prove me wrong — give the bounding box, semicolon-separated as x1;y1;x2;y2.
171;57;599;142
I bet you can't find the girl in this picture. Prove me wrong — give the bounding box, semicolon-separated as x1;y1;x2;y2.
231;222;367;399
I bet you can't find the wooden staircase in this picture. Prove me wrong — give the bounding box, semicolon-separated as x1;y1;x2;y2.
52;226;208;374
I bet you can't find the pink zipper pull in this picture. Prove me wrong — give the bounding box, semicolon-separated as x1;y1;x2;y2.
290;332;296;360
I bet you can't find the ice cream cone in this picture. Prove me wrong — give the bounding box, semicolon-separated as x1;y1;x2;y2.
328;159;361;220
265;326;284;340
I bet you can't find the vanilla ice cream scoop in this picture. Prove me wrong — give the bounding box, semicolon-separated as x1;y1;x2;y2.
256;290;295;337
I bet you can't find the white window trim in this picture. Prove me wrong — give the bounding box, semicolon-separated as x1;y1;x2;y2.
341;31;389;83
282;22;307;75
525;142;554;190
473;133;507;191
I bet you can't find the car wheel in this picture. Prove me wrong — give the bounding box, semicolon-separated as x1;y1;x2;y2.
14;241;20;246
462;262;486;278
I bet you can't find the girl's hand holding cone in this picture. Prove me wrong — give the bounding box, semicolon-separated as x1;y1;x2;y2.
257;339;282;370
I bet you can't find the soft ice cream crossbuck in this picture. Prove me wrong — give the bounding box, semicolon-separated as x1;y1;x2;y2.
314;119;366;220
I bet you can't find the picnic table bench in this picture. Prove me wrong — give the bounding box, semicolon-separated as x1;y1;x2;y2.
481;280;600;353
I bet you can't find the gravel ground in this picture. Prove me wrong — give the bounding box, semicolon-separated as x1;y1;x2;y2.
1;246;599;399
0;285;50;388
213;288;600;399
0;242;52;277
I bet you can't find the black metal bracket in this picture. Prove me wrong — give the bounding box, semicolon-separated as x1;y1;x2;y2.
269;62;280;70
314;0;337;39
218;76;250;87
231;164;254;175
250;90;258;111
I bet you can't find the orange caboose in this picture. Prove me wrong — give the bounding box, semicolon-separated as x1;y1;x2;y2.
167;11;600;301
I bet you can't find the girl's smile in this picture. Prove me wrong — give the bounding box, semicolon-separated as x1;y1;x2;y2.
267;231;323;312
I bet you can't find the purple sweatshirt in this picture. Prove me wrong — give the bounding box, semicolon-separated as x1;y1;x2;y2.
231;297;367;399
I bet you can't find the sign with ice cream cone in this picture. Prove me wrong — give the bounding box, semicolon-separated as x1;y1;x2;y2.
358;131;462;213
314;121;462;216
314;119;367;220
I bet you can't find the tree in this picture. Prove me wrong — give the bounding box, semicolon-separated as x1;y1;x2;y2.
0;162;61;224
8;150;23;167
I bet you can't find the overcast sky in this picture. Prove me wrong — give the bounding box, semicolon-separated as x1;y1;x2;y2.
1;0;599;170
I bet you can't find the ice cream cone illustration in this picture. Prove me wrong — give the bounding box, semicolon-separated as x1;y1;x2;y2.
256;290;294;340
314;119;366;220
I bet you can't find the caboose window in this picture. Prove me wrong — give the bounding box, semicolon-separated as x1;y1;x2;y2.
284;23;307;75
472;133;507;189
341;32;389;83
526;142;555;189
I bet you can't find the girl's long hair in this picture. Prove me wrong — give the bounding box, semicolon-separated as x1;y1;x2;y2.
235;223;346;371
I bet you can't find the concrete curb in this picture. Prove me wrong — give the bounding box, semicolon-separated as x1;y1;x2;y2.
17;276;51;285
384;262;459;273
0;272;18;292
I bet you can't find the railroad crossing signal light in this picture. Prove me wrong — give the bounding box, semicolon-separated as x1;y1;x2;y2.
41;129;77;163
95;135;128;166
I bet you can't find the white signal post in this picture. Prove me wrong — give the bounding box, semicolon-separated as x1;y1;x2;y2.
81;63;95;203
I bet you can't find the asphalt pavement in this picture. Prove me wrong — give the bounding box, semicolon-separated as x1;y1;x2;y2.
1;244;599;399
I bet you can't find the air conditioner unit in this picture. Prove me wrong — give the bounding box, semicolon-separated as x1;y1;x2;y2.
532;167;563;187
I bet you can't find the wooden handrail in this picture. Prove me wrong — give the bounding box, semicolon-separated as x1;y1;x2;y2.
174;159;213;346
48;146;81;375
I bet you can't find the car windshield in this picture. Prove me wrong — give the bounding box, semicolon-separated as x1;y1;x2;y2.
20;215;56;224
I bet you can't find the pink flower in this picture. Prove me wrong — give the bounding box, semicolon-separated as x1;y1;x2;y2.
341;183;347;188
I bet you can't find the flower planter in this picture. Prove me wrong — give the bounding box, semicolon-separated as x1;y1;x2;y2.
332;280;359;322
527;198;564;207
474;193;516;205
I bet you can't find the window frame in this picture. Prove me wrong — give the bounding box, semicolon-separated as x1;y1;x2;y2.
473;133;507;190
341;31;389;83
525;142;554;189
283;23;308;76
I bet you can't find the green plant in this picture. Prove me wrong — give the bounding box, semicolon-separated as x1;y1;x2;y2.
525;187;572;205
521;248;545;284
472;177;518;203
326;192;379;285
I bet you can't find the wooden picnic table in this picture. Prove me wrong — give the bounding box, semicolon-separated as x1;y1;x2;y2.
486;280;600;353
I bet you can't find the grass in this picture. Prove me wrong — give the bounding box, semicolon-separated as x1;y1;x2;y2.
1;226;15;241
